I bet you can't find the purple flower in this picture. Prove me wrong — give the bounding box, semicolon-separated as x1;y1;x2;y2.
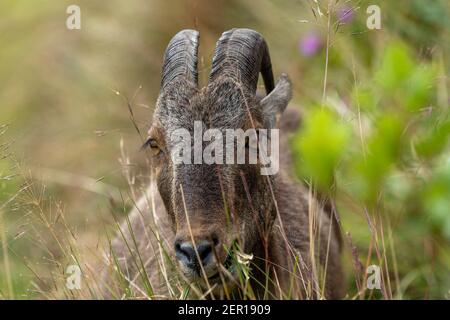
337;6;354;24
298;32;323;57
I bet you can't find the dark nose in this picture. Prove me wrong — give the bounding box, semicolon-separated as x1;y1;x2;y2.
175;239;216;272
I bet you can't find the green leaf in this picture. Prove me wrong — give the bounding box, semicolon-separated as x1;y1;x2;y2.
375;43;414;91
292;108;351;190
404;65;437;112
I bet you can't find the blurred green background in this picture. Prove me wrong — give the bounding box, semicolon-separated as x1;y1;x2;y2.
0;0;449;299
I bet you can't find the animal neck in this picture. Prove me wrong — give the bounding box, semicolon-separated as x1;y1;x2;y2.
242;204;285;299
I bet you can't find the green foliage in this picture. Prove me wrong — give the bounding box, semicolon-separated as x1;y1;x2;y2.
291;108;350;190
353;115;404;202
375;43;415;92
292;39;450;298
416;120;450;159
1;0;449;300
422;158;450;240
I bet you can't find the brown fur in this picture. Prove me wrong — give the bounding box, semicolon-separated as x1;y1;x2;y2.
100;29;344;299
100;103;345;299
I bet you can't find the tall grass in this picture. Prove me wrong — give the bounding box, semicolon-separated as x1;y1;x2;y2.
0;0;449;299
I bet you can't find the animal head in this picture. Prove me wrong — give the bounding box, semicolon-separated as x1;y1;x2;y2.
143;28;292;285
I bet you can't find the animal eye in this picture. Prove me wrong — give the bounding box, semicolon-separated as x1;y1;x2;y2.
141;138;161;155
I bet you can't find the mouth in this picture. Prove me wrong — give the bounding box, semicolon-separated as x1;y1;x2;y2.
207;244;236;282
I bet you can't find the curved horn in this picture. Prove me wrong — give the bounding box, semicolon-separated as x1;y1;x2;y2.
209;28;274;94
161;29;199;90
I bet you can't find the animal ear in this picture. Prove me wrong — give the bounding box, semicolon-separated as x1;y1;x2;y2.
260;73;292;128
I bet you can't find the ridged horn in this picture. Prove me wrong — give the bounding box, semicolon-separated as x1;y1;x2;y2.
161;29;200;90
209;28;274;94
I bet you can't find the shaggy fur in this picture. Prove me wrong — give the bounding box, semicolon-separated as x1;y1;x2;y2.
100;30;344;299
